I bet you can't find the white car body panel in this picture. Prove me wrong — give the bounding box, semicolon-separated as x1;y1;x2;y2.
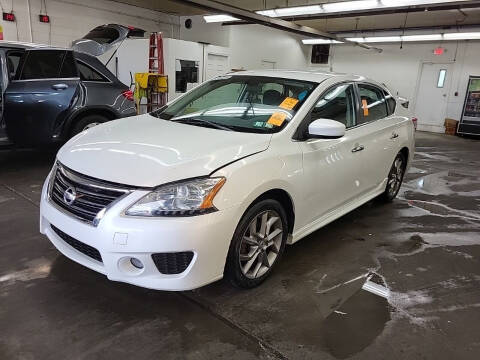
40;70;415;290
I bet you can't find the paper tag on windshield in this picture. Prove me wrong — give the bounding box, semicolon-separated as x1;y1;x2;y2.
267;112;287;126
279;97;299;110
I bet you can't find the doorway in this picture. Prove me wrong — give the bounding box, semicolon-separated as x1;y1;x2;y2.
205;53;229;81
414;62;452;133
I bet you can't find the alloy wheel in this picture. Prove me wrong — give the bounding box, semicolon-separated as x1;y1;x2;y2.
239;210;283;279
388;157;404;197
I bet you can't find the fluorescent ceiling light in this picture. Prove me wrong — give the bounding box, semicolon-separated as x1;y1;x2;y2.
444;32;480;40
305;32;480;44
203;14;239;23
322;0;379;13
255;0;470;19
257;5;321;17
302;39;343;44
402;34;443;41
205;0;473;23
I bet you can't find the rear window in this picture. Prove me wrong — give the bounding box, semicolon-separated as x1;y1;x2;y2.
84;26;120;44
76;61;107;82
19;50;78;80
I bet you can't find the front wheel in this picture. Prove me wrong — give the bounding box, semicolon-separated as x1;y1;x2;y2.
70;114;108;138
381;152;406;202
225;199;288;288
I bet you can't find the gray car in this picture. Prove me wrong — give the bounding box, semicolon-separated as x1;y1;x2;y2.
0;42;136;147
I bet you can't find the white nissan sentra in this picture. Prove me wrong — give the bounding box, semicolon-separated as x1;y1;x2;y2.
40;70;415;290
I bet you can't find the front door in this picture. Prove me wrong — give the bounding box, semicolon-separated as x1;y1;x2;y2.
414;62;452;133
3;49;80;145
298;83;366;225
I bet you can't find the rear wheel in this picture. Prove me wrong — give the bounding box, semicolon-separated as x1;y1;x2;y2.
381;152;406;202
225;199;288;288
70;114;108;138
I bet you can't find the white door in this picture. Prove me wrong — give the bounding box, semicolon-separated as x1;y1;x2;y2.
414;62;452;133
205;54;229;80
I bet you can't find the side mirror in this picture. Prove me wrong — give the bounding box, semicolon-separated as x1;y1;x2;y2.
308;119;346;139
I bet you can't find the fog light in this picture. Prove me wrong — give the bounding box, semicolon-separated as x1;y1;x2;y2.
130;257;144;269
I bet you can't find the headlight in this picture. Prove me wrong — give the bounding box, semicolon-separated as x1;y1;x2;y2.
125;177;226;217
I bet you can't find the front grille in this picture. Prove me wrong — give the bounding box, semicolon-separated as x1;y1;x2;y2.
51;225;103;263
49;163;131;225
152;252;194;274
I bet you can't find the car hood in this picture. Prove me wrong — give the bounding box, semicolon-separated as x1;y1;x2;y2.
57;114;272;187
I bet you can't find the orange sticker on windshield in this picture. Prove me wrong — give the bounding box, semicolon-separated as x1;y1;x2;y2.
362;99;369;116
279;97;299;110
267;112;287;126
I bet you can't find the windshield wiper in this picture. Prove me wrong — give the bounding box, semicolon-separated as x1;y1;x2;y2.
172;118;234;131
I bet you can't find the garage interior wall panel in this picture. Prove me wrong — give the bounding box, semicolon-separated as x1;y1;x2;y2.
1;0;180;47
179;16;310;71
329;41;480;122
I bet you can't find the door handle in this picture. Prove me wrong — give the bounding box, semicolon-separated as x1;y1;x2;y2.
390;132;399;139
351;145;365;153
52;83;68;90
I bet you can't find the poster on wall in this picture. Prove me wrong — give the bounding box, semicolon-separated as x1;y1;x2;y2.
0;25;3;40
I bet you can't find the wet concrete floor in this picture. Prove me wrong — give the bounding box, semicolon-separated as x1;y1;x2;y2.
0;132;479;359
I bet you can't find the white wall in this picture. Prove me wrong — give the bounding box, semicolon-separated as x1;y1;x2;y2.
1;0;180;47
327;41;480;122
180;16;310;71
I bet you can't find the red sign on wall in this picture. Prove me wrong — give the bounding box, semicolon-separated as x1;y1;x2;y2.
2;12;15;22
39;14;50;23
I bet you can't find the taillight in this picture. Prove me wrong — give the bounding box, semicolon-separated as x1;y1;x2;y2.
411;117;418;130
122;90;134;101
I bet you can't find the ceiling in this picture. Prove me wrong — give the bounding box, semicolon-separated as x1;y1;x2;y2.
115;0;480;33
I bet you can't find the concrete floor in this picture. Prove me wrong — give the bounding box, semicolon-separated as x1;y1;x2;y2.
0;132;479;360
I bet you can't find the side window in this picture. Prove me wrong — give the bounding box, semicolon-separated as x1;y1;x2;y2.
20;50;66;80
311;84;356;128
76;61;107;82
357;84;388;124
6;51;24;80
59;51;78;78
384;90;396;115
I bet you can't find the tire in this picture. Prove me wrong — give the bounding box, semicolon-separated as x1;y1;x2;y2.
381;152;406;202
225;199;288;288
70;115;108;138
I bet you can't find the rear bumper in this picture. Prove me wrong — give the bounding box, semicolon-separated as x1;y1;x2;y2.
39;173;242;291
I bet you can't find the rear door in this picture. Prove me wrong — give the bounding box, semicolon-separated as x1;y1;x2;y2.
3;49;80;145
354;83;399;191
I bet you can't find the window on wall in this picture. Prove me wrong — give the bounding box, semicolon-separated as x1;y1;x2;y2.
357;84;388;124
311;44;330;64
437;69;447;88
311;84;356;128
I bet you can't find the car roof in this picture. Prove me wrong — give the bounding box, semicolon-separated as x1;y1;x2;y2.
227;69;383;87
0;40;67;50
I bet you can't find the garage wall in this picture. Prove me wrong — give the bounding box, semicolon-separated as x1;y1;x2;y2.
0;0;180;47
180;16;310;71
325;41;480;122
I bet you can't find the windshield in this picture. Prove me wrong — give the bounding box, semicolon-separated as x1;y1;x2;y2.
153;75;317;133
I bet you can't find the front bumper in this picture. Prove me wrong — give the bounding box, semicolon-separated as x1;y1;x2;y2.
39;174;241;291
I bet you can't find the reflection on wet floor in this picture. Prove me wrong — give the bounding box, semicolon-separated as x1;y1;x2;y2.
2;133;480;359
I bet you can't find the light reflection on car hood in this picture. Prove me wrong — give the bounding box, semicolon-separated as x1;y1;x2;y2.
57;113;272;187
